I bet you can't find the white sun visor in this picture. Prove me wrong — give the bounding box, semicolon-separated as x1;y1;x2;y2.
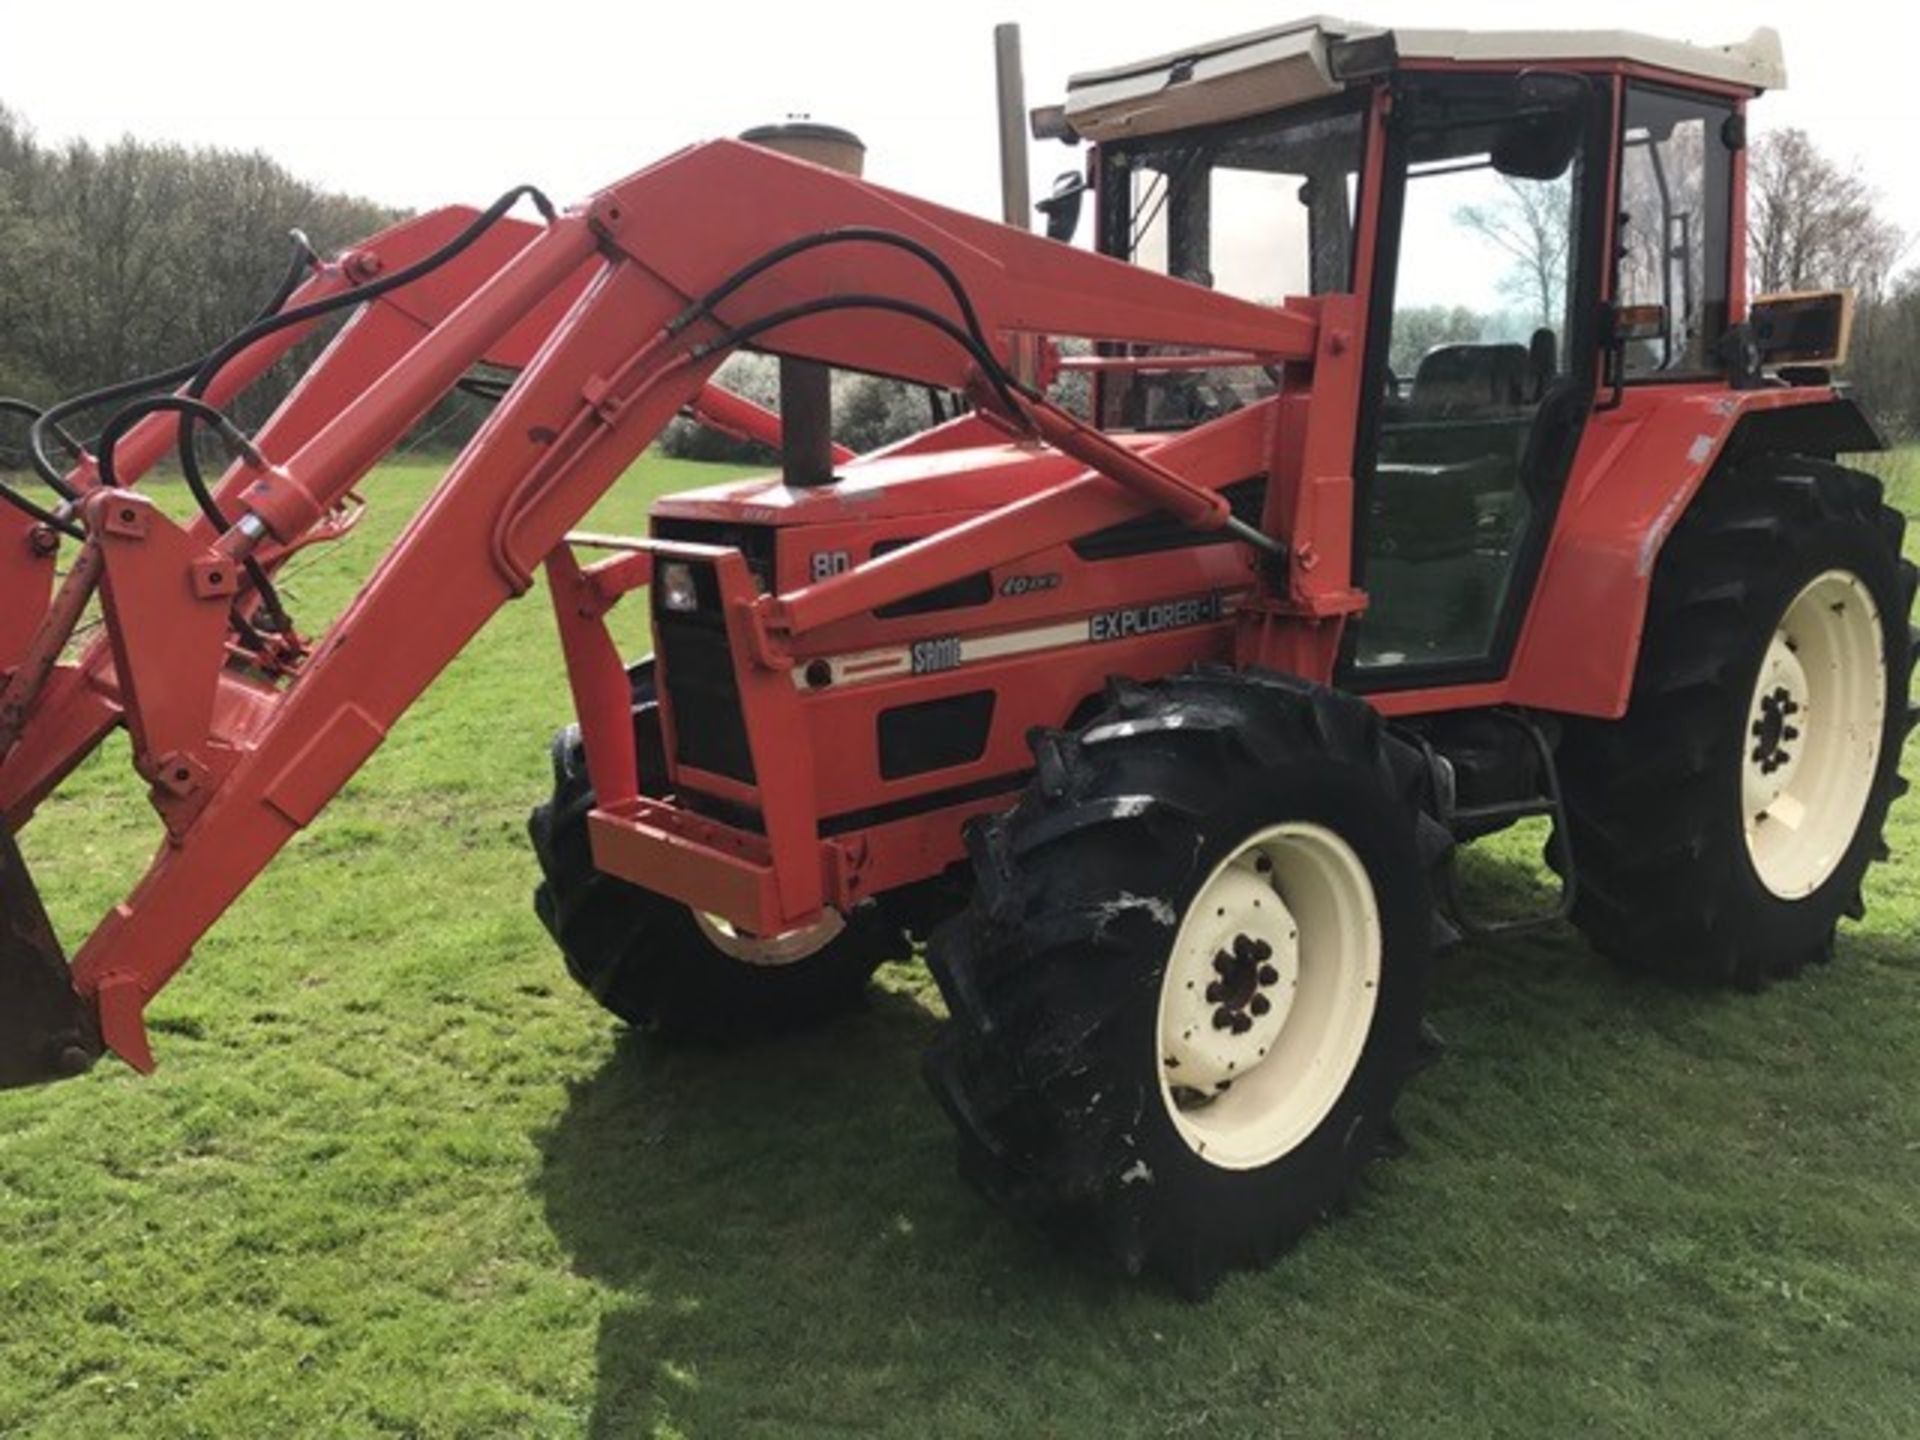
1061;17;1786;144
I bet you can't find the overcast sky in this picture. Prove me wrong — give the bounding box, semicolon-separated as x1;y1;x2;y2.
2;2;1915;261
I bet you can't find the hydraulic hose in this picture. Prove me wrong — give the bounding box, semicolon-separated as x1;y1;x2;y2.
686;292;1032;418
0;400;86;538
171;184;557;512
667;227;1028;415
163;188;551;625
26;231;318;496
94;396;265;492
91;393;291;627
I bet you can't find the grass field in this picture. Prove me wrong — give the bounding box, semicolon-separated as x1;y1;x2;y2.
3;447;1918;1439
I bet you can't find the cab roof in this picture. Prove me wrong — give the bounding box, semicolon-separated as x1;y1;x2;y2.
1063;16;1785;142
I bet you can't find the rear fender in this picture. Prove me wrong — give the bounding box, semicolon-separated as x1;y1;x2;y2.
1507;387;1881;718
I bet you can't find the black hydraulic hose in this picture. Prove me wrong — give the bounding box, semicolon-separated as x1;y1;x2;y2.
690;294;1276;550
0;400;87;538
0;476;83;539
27;232;318;495
1;397;84;468
169;186;557;545
665;228;1028;414
95;395;264;492
686;293;1035;419
163;188;550;629
179;186;556;419
669;228;993;353
94;393;292;626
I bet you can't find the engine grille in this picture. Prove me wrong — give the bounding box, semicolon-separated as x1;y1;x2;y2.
654;591;755;785
648;520;775;786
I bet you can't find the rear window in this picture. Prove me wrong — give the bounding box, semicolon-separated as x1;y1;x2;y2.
1617;84;1735;378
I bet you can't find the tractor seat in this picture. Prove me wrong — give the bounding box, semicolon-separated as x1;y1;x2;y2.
1410;343;1531;414
1367;456;1509;562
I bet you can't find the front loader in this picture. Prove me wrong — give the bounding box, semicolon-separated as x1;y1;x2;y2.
2;18;1913;1292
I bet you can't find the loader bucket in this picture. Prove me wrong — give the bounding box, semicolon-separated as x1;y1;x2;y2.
0;822;101;1090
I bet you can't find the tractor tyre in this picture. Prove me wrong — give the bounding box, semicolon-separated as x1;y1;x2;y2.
1556;456;1918;987
924;668;1447;1293
529;662;908;1036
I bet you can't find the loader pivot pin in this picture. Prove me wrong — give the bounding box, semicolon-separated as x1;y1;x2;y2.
0;822;101;1090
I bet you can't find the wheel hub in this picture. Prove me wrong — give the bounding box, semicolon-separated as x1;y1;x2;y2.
1207;931;1282;1033
1154;822;1381;1170
1741;569;1886;899
1161;865;1299;1096
1744;637;1809;815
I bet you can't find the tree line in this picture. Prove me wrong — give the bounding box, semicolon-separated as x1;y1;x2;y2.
1749;128;1915;438
0;104;396;447
1;106;1914;482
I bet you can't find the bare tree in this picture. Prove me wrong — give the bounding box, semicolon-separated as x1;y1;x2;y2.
1748;128;1906;300
1455;176;1571;330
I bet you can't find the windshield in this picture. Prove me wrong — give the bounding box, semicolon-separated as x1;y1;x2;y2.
1096;97;1367;428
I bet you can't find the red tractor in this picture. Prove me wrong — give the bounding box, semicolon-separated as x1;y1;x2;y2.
2;19;1912;1291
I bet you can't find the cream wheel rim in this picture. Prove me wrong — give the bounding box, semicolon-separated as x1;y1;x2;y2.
1742;569;1885;899
692;908;845;965
1155;822;1382;1171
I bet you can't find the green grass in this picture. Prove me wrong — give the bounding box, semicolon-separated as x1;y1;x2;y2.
3;447;1919;1439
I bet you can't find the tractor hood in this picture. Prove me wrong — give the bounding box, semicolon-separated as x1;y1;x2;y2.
648;416;1171;530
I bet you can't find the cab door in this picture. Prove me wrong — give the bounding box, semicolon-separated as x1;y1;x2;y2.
1342;72;1610;687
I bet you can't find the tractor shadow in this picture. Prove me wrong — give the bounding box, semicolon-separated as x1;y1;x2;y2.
530;977;1127;1436
528;842;1791;1435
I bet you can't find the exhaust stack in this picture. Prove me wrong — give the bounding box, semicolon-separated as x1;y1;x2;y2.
993;24;1040;387
740;121;867;488
993;23;1033;231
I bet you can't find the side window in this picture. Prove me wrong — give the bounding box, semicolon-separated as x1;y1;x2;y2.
1386;160;1574;395
1618;85;1734;376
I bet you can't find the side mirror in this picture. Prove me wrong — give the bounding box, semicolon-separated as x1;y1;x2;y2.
1036;171;1088;243
1492;70;1590;181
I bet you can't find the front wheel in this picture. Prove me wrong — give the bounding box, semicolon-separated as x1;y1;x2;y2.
529;664;908;1037
925;670;1446;1292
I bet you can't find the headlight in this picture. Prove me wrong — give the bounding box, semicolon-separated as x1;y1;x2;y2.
658;561;699;613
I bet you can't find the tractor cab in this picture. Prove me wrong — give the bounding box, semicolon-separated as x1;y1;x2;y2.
1059;19;1781;680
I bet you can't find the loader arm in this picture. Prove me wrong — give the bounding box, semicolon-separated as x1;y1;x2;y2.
0;202;833;829
0;137;1328;1086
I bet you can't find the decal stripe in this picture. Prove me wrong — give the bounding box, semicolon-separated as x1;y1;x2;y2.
794;593;1236;690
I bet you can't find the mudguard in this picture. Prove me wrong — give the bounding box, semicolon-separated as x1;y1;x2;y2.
1507;386;1882;718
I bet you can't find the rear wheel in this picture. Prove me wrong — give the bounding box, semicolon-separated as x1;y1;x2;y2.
925;669;1445;1292
1557;456;1917;986
529;663;908;1036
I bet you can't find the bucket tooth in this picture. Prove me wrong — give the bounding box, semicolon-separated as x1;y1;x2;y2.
0;823;101;1090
